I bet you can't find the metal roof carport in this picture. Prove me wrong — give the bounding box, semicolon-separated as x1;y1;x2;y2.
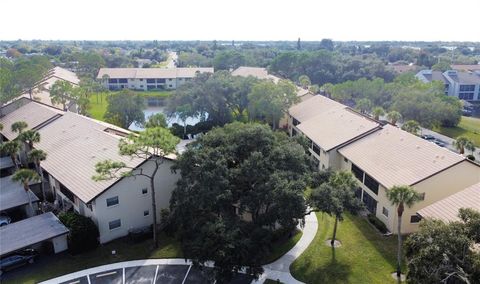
0;176;40;212
0;212;69;256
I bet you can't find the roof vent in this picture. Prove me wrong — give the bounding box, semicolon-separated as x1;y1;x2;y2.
416;145;420;149
400;138;404;141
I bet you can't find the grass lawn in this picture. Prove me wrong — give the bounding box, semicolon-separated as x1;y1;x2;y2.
88;90;172;121
3;233;182;284
263;229;302;264
291;213;403;284
435;116;480;146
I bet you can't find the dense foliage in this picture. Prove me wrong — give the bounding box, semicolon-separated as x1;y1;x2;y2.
59;212;99;254
170;122;310;281
405;208;480;283
104;90;146;128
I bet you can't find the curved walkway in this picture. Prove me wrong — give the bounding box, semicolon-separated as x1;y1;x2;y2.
253;210;318;284
40;211;318;284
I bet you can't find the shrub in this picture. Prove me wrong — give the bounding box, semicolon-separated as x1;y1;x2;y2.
367;214;388;234
59;212;99;254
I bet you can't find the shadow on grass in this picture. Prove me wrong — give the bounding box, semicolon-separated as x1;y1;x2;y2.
349;214;404;271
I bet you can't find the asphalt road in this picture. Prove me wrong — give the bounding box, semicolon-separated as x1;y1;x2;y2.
59;265;253;284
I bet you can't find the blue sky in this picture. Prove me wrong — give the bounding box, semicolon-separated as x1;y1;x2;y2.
2;0;479;41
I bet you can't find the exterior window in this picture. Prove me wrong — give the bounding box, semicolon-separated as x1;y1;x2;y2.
292;117;300;126
140;85;144;88
139;79;144;81
157;79;166;83
344;157;348;163
108;79;118;84
351;164;364;182
106;196;119;207
382;207;389;217
118;78;128;83
147;79;155;83
362;191;377;214
418;192;425;201
109;219;121;230
364;174;379;195
410;215;421;223
168;85;173;88
292;128;297;137
143;210;149;216
142;188;148;195
312;143;321;155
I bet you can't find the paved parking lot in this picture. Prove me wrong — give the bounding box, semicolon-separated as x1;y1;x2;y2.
54;262;253;284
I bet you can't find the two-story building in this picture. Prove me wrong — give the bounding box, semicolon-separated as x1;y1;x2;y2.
287;95;380;170
97;67;214;91
0;98;180;243
337;125;480;233
287;95;480;234
416;69;480;101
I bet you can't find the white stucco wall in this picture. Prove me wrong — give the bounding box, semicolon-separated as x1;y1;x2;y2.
52;234;68;253
93;158;179;243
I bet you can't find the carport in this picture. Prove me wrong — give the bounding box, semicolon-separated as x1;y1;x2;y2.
0;212;69;256
0;175;40;217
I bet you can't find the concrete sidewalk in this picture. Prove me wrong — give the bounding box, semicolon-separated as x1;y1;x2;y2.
253;210;319;284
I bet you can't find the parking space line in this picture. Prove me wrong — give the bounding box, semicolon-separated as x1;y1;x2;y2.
122;268;125;284
153;265;159;284
95;271;118;278
86;274;92;284
181;265;192;284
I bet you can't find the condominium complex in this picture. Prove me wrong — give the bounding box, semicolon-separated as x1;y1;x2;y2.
97;67;214;91
416;69;480;101
288;95;480;233
0;98;180;243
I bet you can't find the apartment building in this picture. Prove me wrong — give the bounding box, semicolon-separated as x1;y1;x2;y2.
338;125;480;233
287;95;480;233
416;69;480;101
97;67;214;91
0;98;180;243
288;95;381;170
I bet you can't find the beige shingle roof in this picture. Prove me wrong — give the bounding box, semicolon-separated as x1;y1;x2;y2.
338;125;466;189
0;99;63;140
231;67;270;80
289;95;345;123
96;67;214;79
36;112;144;203
418;182;480;222
297;108;380;151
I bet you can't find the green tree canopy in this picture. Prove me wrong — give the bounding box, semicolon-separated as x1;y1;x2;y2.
104;90;146;129
50;80;74;111
309;171;363;246
248;79;298;129
170;122;310;281
453;136;476;155
11;121;28;134
405;209;480;283
401;120;421;135
145;113;168;129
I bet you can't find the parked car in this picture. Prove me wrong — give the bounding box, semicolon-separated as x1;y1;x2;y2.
421;134;436;141
0;249;37;275
432;139;446;147
0;215;11;227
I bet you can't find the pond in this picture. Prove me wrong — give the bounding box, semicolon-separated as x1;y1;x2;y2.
128;107;201;131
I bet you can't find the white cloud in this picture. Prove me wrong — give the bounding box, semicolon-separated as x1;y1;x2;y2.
1;0;479;41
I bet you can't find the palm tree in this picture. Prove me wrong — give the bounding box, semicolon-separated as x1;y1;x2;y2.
1;140;21;170
356;98;372;114
28;149;47;205
11;121;28;134
12;169;41;214
18;129;40;150
386;111;402;126
401;120;420;135
372;106;385;120
386;185;421;279
452;136;476;155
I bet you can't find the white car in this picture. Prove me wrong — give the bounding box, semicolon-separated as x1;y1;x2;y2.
0;215;11;226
